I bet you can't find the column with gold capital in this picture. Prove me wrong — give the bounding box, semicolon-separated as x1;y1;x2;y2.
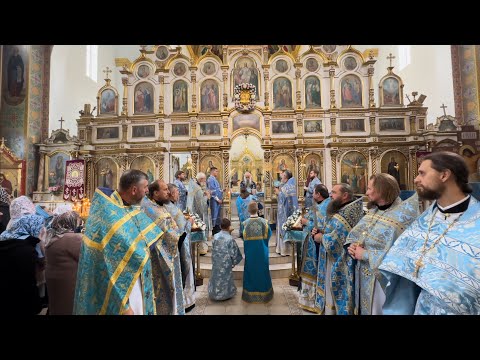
121;77;128;116
158;75;164;114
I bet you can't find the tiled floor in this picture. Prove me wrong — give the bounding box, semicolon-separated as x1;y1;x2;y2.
187;278;318;315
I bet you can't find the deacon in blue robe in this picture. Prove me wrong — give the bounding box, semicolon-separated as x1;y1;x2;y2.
314;184;364;315
208;224;243;301
207;168;223;235
173;171;188;212
304;170;321;209
242;202;273;303
235;188;255;238
298;197;330;313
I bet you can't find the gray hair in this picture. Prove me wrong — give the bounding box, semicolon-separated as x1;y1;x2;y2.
196;172;206;181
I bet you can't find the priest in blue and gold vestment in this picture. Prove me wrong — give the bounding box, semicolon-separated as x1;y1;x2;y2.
165;183;196;312
187;173;210;255
275;170;298;256
141;180;185;315
346;174;419;315
242;201;273;303
314;183;363;315
379;152;480;314
74;170;162;315
298;184;330;313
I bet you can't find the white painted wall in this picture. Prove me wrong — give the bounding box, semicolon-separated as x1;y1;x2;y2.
356;45;454;124
49;45;121;135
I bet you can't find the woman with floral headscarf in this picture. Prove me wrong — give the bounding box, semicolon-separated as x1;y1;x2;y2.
0;213;46;314
7;196;48;303
45;210;82;314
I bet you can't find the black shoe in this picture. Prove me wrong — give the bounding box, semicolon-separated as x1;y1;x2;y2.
185;304;196;313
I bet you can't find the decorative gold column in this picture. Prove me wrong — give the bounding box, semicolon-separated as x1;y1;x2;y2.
158;153;165;181
296;116;304;137
191;152;199;178
410;148;418;190
370;116;376;136
330;149;338;185
158;123;164;142
369;148;379;176
296;149;304;202
263;65;270;110
190;121;197;141
368;65;376;108
330;115;337;136
84;155;93;198
329;66;336;109
295;64;302;110
190;66;197;113
121;77;128;116
264;115;271;139
410;115;416;134
264;150;272;201
122;123;128;142
222;66;229;111
158;75;164;114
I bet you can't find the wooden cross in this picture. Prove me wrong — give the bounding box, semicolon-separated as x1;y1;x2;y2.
103;66;112;80
440;103;448;117
58;117;65;130
387;53;396;67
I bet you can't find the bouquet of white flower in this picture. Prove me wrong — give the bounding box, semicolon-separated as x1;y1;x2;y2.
183;210;207;232
281;208;303;231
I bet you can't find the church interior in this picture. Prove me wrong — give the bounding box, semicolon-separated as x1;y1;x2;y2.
1;45;479;315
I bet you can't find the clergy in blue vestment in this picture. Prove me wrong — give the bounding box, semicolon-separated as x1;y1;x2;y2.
186;173;210;255
379;152;480;315
74;170;162;315
173;170;188;212
346;173;419;315
208;218;243;301
165;183;196;312
141;179;185;315
242;201;273;303
298;184;330;313
303;168;321;209
275;170;298;256
313;183;364;315
207;167;224;236
236;186;255;238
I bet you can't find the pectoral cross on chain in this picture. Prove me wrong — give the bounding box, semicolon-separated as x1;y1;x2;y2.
413;258;424;277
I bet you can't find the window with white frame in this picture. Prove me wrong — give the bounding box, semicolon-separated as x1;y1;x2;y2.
86;45;98;82
398;45;411;71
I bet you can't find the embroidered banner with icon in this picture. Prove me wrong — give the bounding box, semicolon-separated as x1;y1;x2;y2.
63;159;85;201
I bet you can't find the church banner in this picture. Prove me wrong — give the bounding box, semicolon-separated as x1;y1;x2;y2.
63;159;85;201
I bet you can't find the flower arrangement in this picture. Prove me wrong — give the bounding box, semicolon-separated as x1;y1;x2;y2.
183;210;207;232
282;208;303;231
234;83;256;112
